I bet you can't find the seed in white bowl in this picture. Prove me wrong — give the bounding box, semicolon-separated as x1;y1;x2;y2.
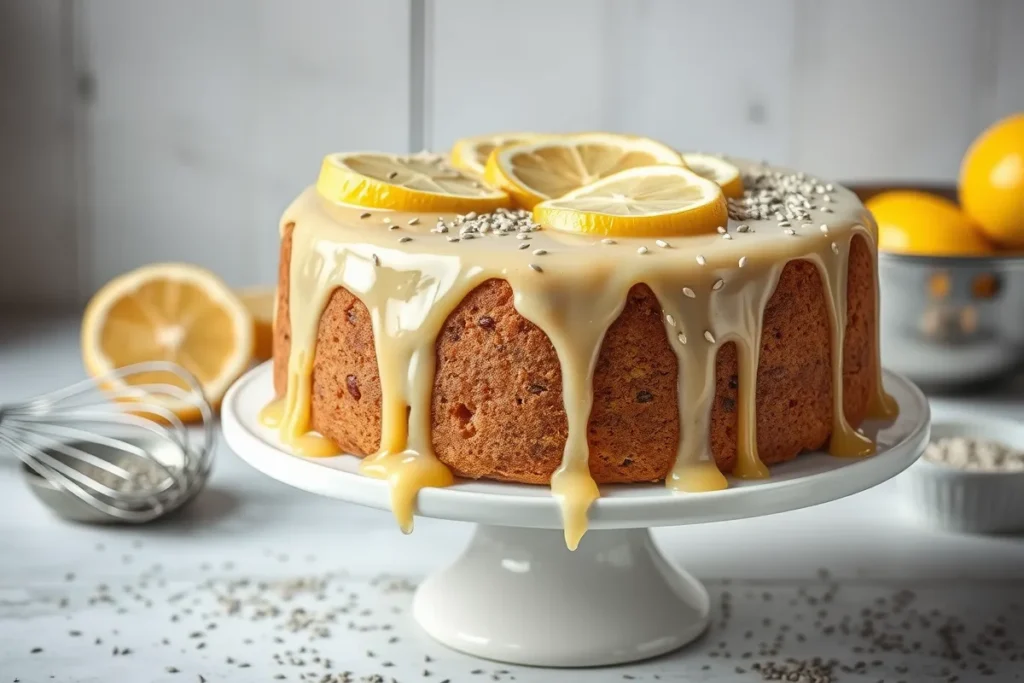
924;436;1024;472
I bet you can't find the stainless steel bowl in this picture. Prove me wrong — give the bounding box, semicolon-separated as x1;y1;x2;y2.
878;251;1024;390
849;183;1024;391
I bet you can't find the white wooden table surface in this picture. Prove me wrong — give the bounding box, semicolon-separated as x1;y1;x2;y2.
1;315;1023;683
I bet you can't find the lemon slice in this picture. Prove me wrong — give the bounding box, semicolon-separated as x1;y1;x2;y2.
82;263;254;419
238;286;276;362
483;133;686;209
682;153;744;198
316;151;511;213
533;165;727;237
450;132;545;177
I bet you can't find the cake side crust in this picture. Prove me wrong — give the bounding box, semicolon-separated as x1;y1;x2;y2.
274;223;875;484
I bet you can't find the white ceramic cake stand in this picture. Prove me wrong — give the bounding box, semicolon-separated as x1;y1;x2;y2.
221;363;930;668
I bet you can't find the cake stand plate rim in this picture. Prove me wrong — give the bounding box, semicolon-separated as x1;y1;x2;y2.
221;362;930;530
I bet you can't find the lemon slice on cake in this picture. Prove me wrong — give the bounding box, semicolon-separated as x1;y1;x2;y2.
483;133;686;209
450;132;546;177
682;153;744;198
316;152;511;213
82;263;254;420
533;165;728;237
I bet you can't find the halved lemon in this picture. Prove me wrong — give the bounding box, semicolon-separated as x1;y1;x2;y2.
483;133;686;209
533;165;727;237
316;152;511;213
682;153;744;199
82;263;254;420
238;286;276;362
450;132;545;177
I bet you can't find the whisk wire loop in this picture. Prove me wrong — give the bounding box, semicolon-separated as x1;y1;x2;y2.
0;361;215;522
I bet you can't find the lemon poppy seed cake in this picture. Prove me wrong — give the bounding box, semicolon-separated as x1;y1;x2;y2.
263;133;898;549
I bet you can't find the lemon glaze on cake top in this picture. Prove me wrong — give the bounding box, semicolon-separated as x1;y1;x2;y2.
265;154;897;549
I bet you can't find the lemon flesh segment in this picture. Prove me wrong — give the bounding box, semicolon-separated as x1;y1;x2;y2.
450;132;545;177
81;263;254;419
316;152;511;213
533;166;728;238
484;133;687;209
682;153;744;199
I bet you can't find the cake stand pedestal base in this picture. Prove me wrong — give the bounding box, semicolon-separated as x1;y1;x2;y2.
412;525;709;667
223;364;931;667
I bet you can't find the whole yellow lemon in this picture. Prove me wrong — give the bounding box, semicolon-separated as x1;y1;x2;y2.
867;191;991;256
959;113;1024;247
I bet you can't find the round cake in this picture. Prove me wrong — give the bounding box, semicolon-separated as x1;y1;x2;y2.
263;137;897;548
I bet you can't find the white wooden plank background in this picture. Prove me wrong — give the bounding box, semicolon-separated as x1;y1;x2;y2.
76;0;412;296
580;0;796;162
428;0;618;148
0;0;76;308
992;0;1024;119
0;0;1021;307
430;0;797;162
791;0;994;182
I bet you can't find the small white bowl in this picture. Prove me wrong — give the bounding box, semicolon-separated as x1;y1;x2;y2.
898;415;1024;534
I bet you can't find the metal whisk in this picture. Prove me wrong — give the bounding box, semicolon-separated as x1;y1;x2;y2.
0;361;214;523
